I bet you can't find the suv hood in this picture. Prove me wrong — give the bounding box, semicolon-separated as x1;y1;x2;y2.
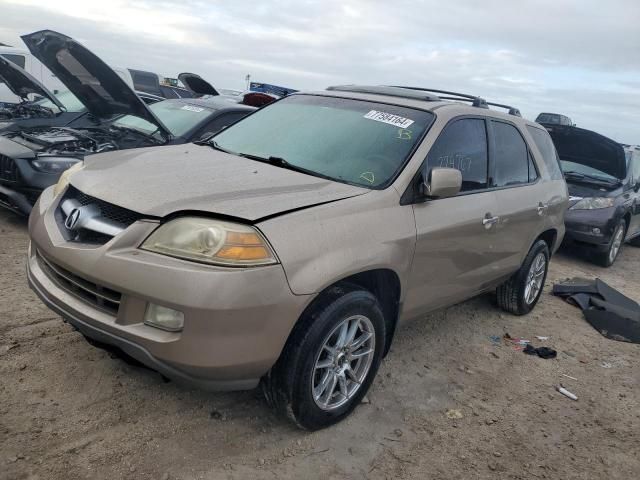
72;143;369;220
21;30;171;137
544;124;626;179
0;55;64;109
178;73;219;96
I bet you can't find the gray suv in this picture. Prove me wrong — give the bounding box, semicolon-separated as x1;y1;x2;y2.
27;86;568;430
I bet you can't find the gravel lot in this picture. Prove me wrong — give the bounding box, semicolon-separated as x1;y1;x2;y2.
1;206;639;480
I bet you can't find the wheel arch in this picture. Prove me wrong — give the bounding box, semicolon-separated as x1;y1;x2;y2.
288;268;402;358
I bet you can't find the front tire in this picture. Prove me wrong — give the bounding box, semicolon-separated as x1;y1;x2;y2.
595;219;626;267
496;240;550;315
262;285;385;430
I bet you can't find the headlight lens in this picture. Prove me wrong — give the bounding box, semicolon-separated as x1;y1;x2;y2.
31;156;81;174
141;217;277;266
570;197;615;210
53;162;84;197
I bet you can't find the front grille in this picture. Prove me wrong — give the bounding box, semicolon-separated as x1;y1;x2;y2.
0;155;19;183
58;186;146;245
69;187;144;227
37;250;121;316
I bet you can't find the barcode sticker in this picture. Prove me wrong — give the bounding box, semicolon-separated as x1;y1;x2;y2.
364;110;414;128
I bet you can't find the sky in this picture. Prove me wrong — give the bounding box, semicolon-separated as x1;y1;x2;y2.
0;0;638;144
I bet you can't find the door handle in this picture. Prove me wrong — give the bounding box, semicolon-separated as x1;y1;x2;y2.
537;202;549;215
482;214;499;228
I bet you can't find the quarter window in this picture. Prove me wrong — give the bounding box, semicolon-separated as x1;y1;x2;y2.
491;121;529;187
426;118;488;192
1;54;26;69
527;125;564;180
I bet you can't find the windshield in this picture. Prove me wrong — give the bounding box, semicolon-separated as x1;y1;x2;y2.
34;90;85;112
113;100;213;137
211;95;434;188
561;160;618;182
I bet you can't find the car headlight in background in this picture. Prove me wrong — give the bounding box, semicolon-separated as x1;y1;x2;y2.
570;197;615;210
31;156;81;174
53;161;84;197
141;217;278;267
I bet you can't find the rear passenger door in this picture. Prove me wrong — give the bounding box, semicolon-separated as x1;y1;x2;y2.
488;120;548;277
404;118;501;317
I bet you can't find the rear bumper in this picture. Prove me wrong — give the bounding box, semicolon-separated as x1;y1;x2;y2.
27;191;312;391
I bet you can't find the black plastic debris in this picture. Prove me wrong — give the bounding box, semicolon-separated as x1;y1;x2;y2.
553;278;640;344
523;344;557;359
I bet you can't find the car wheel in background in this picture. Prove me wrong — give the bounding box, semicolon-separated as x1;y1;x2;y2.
595;219;626;267
496;239;550;315
262;285;385;430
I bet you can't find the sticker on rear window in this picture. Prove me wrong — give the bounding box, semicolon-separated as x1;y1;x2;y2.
181;105;205;113
363;110;414;128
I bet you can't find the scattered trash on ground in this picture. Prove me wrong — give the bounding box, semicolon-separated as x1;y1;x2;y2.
562;374;578;381
553;278;640;344
556;385;578;401
489;335;502;346
601;362;613;369
445;409;464;419
535;336;549;341
523;344;557;359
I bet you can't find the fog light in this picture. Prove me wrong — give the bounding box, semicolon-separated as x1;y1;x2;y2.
144;304;184;332
591;227;601;235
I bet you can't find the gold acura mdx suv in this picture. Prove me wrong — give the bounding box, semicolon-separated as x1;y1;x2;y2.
27;86;568;429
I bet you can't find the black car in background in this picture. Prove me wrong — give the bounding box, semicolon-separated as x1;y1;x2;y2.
545;124;640;266
536;112;574;126
0;30;255;215
0;55;164;134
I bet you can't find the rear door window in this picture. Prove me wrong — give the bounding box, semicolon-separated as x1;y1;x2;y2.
426;118;488;192
527;125;564;180
491;121;529;187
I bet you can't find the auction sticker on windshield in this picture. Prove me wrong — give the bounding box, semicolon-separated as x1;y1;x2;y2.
364;110;414;128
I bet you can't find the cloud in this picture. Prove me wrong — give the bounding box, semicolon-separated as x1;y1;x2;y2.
0;0;637;143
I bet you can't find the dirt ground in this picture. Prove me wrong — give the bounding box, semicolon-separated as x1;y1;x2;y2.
1;206;639;480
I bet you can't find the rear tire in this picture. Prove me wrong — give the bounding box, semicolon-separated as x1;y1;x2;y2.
595;219;626;267
496;240;550;315
262;285;385;430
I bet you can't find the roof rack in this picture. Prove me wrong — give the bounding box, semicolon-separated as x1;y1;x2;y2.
389;86;522;117
326;85;441;102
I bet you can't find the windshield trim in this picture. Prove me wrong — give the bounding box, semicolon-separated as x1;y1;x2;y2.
210;93;437;191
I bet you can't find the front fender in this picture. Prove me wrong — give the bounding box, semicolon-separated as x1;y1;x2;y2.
257;189;416;297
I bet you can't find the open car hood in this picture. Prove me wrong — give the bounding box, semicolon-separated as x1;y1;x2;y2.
178;72;219;96
0;55;65;109
543;124;626;179
21;30;171;137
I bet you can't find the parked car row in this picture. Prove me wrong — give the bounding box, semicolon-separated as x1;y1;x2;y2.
1;29;636;430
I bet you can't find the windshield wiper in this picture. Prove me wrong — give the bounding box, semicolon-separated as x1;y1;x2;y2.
237;152;326;177
564;170;620;186
110;124;163;143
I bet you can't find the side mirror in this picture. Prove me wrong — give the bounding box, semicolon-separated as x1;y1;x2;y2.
423;167;462;199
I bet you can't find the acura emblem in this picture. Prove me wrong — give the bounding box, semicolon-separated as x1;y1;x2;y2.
65;208;82;230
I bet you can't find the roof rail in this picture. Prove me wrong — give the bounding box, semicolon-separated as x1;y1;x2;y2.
389;86;488;109
389;86;521;116
326;85;441;102
486;101;521;117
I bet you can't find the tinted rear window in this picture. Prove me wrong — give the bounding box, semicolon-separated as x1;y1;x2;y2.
527;126;564;180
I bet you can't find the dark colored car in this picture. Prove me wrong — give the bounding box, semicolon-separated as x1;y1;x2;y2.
536;112;574;126
545;124;640;266
0;56;164;134
0;30;254;215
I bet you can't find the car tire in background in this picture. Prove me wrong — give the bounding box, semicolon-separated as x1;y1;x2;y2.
262;284;385;430
595;219;626;267
496;239;550;315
